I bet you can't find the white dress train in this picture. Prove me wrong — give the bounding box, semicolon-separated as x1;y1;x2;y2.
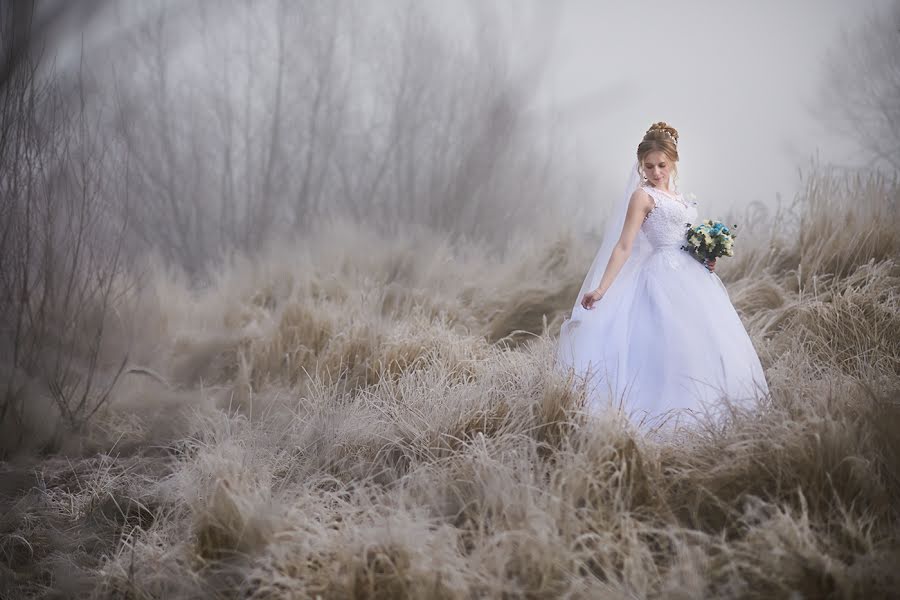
556;184;769;428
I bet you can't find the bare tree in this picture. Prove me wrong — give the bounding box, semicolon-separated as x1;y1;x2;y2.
819;1;900;172
96;0;570;275
0;1;106;89
0;4;130;455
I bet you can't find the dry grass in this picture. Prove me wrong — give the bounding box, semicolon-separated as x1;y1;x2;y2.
2;171;899;599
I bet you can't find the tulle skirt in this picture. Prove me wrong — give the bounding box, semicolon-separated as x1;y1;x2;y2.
557;245;769;429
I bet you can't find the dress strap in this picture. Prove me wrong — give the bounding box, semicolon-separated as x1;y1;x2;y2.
642;185;688;208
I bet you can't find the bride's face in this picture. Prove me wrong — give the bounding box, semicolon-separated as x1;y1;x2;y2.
641;151;673;187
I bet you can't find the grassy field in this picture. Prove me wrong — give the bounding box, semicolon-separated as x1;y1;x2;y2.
2;171;899;599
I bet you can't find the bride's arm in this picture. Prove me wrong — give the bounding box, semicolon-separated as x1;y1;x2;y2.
581;189;653;309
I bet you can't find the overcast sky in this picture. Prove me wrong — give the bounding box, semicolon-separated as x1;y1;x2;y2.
499;0;893;215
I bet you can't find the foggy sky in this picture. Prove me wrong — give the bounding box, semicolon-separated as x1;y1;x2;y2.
524;0;893;216
50;0;894;225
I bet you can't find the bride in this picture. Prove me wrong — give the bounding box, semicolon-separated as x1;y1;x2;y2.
556;122;769;430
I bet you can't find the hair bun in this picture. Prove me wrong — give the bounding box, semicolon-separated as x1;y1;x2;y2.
646;121;679;145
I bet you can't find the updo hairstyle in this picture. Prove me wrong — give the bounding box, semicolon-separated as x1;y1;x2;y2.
636;121;679;178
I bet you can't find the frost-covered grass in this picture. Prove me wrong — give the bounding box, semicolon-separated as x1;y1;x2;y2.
2;172;899;598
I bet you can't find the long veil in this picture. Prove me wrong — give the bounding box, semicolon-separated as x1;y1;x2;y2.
556;161;656;401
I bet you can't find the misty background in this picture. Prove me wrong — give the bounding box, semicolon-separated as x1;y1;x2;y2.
47;0;896;218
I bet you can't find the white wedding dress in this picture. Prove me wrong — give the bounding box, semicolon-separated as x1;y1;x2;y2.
556;182;769;429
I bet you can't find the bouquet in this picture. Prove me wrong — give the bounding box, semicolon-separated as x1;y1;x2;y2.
681;219;737;268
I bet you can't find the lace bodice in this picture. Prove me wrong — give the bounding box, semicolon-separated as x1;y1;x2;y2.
640;185;698;249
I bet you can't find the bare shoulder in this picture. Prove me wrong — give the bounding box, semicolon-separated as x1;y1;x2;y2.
628;187;654;211
630;187;651;202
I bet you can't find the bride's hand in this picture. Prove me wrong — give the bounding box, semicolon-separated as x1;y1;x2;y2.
581;289;605;310
706;258;717;273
